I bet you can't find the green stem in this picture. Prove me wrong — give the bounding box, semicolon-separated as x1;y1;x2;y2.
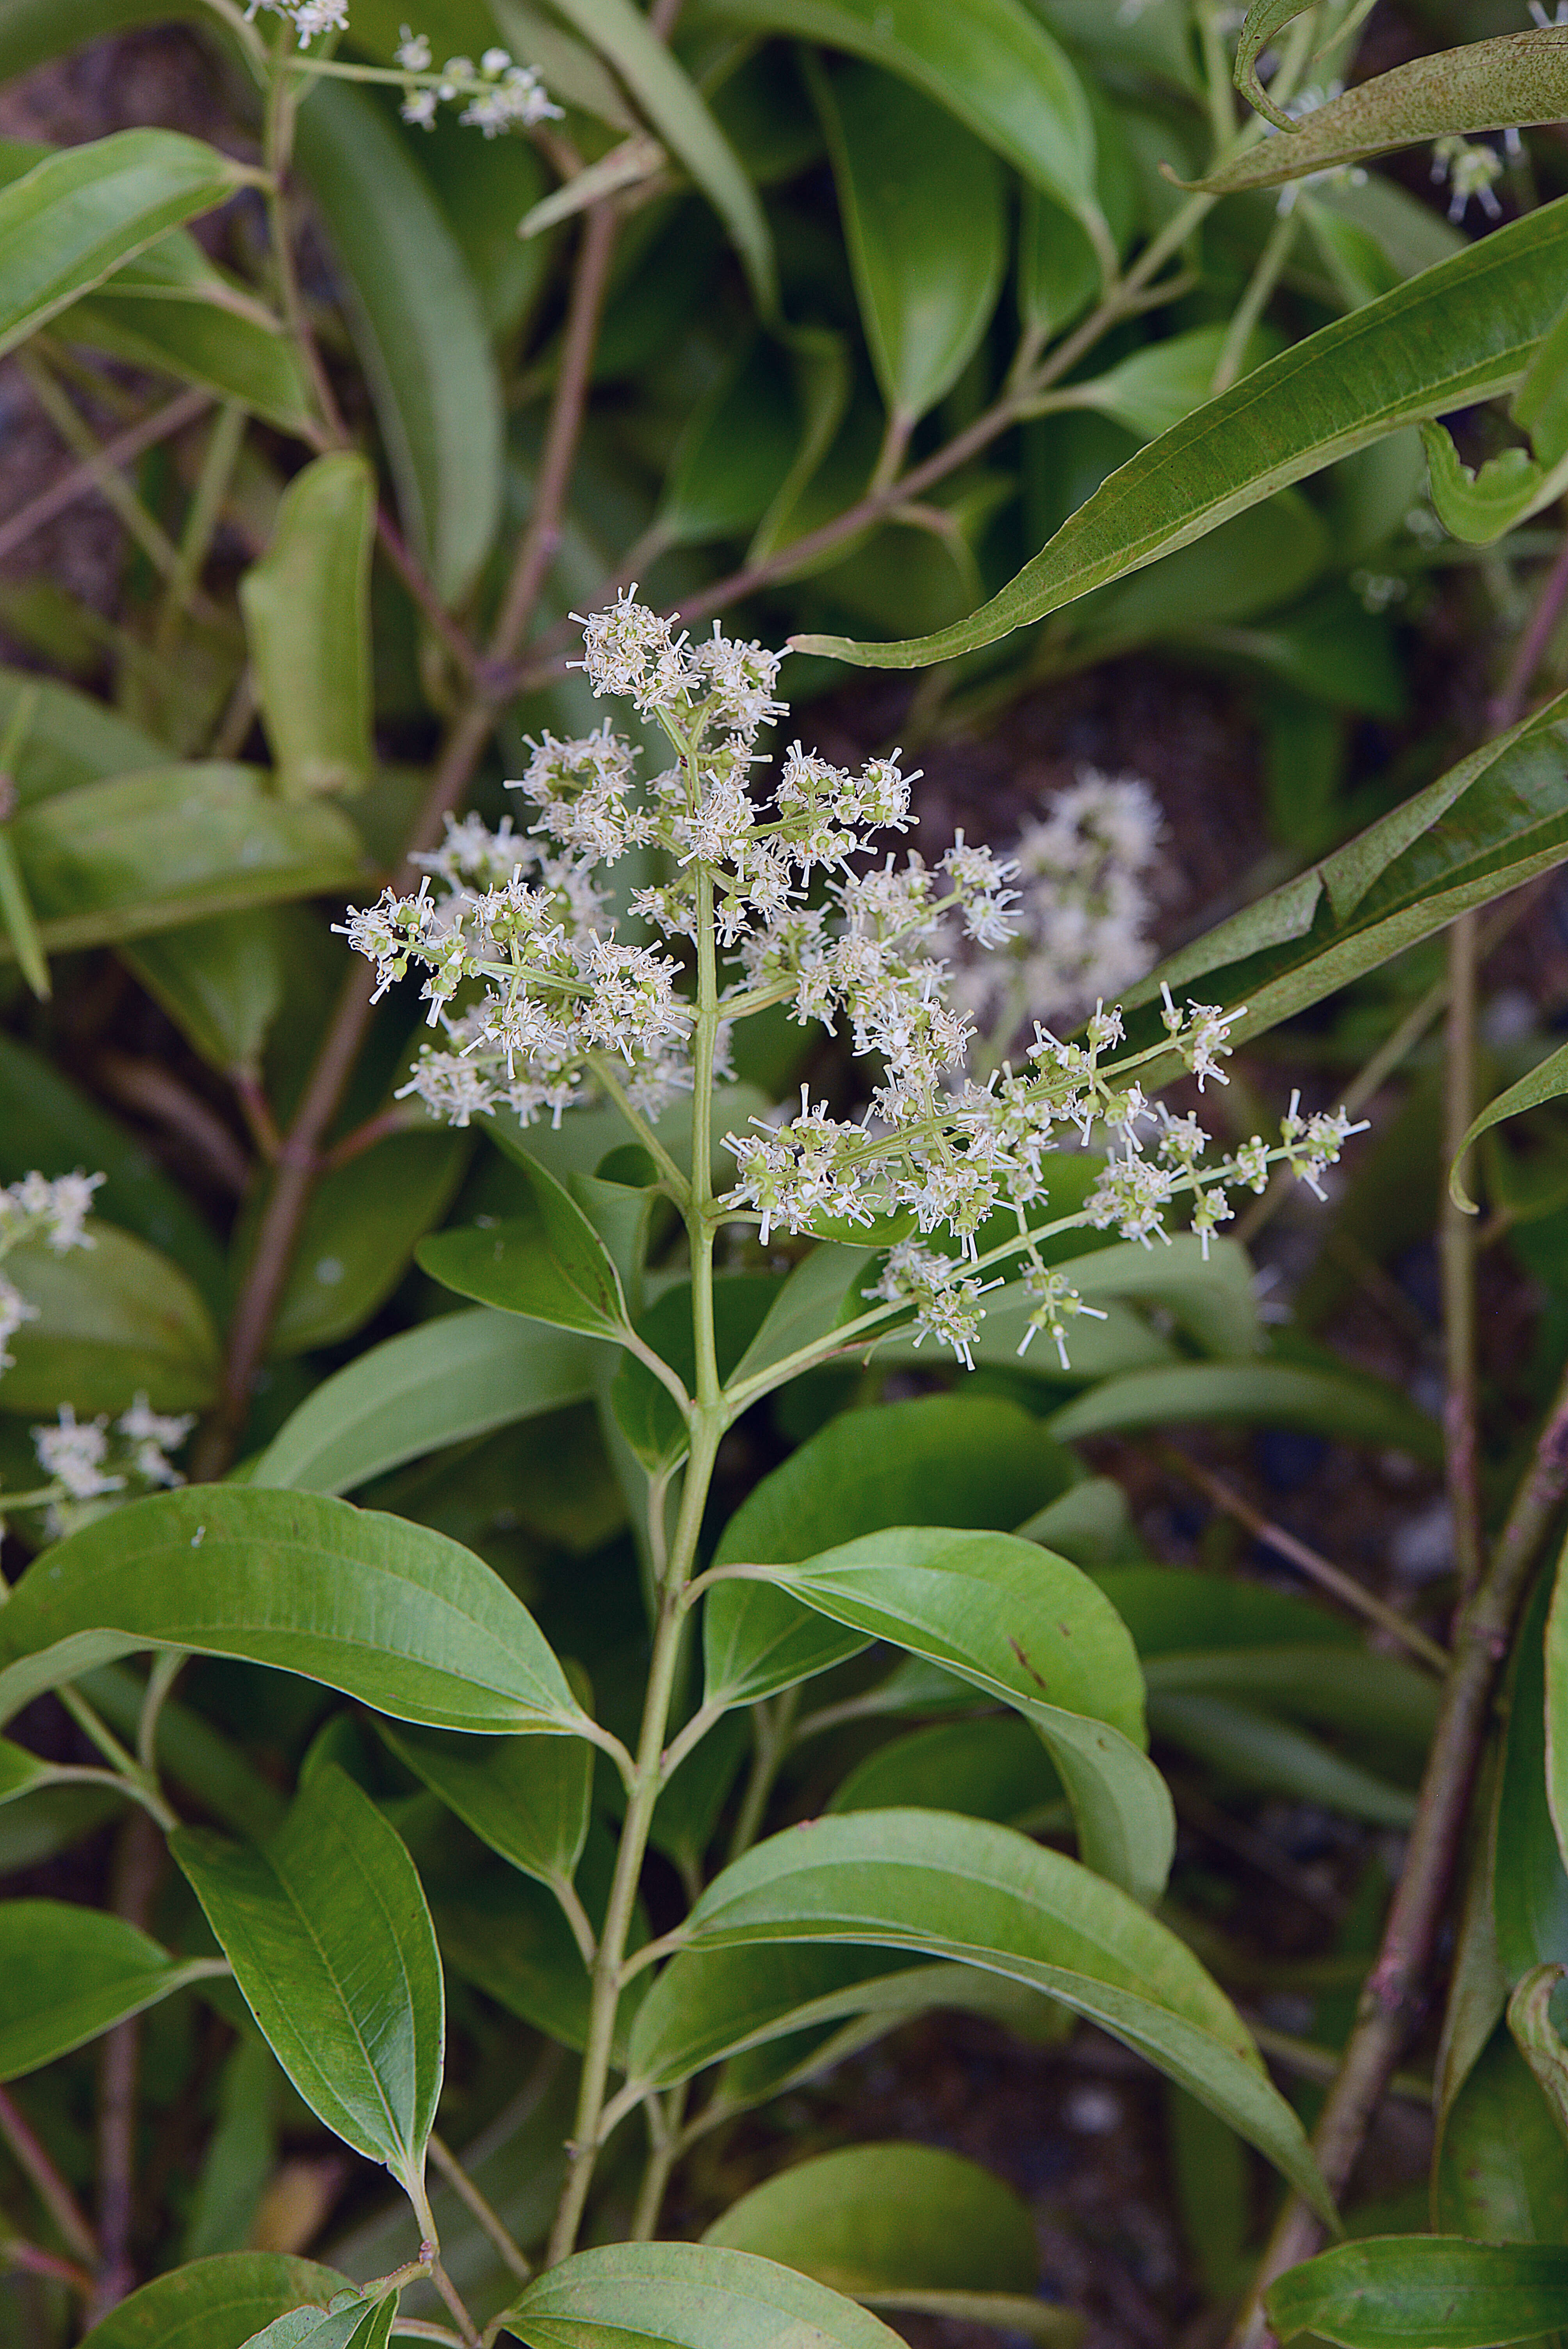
1211;203;1300;396
57;1688;178;1833
629;2085;687;2241
1196;0;1238;159
725;1686;798;1866
262;26;345;444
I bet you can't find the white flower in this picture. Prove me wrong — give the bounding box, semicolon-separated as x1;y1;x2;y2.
34;1407;122;1502
0;1274;36;1369
394;25;431;69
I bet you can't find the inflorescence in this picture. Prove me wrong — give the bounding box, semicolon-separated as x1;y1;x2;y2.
340;593;1363;1367
32;1397;195;1540
0;1171;103;1373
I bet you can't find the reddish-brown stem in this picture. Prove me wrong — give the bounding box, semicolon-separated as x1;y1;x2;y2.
374;506;483;685
1157;1446;1447;1672
321;1101;426;1173
88;1812;161;2322
193;204;620;1479
0;386;212;565
1230;1353;1568;2347
1488;520;1568;734
1;2240;96;2296
0;2086;99;2269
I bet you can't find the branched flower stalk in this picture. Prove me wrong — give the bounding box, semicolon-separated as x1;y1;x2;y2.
341;596;1364;2255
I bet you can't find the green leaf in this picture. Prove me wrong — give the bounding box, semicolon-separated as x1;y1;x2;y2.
184;2034;282;2262
0;664;162;806
418;1155;634;1343
496;2241;910;2349
250;1309;595;1494
1073;323;1279;443
1;1221;219;1415
1539;1528;1568;1882
830;1715;1062;1830
75;2254;357;2349
1232;0;1351;128
727;1243;876;1394
1493;1566;1568;1983
241;453;376;801
433;1864;594;2051
173;1764;443;2192
0;1484;593;1738
380;1720;592;1893
0;128;252;359
1266;2238;1568;2349
267;1130;470;1358
1451;1037;1568;1213
294;82;502;608
811;60;1005;430
1197;28;1568;196
1146;1694;1416;1828
723;1526;1172;1903
1507;1965;1568;2156
1435;2012;1568;2238
1419;421;1565;550
640;1809;1332;2217
0;1898;220;2080
122;909;284;1076
241;2294;396;2349
792;195;1568;668
1044;1361;1441;1463
8;764;363;958
710;0;1103;256
704;1395;1075;1713
538;0;776;314
655;338;802;549
613;1276;777;1471
702;2143;1038;2301
59;282;313;436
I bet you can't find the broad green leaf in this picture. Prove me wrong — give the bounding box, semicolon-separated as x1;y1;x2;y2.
1533;1527;1568;1884
268;1131;470;1358
537;0;776;314
1232;0;1366;128
433;1864;593;2051
241;2291;394;2349
793;195;1568;668
75;2255;356;2349
60;283;313;435
0;1484;592;1738
294;82;502;607
613;1276;777;1470
1072;324;1278;443
0;128;253;360
642;1809;1331;2216
811;61;1006;429
9;764;364;957
184;2034;282;2262
1437;2010;1568;2238
419;1151;634;1343
0;1899;221;2079
1452;1037;1568;1213
727;1526;1173;1903
1266;2238;1568;2349
0;666;162;806
0;1737;59;1804
380;1720;592;1892
1419;421;1567;550
1044;1361;1441;1463
1;1219;219;1414
1036;0;1198;92
711;0;1104;257
1507;1965;1568;2156
1493;1567;1568;1984
1142;1647;1436;1754
705;1395;1076;1712
655;339;802;549
1147;1694;1415;1828
251;1309;595;1494
1125;693;1568;1061
728;1242;876;1394
241;453;375;801
1196;29;1568;197
702;2143;1037;2298
497;2242;907;2349
123;909;284;1076
1097;1566;1356;1656
173;1764;443;2191
830;1715;1062;1829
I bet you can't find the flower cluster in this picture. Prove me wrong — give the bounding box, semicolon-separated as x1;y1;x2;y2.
1430;135;1506;223
950;769;1162;1044
340;594;1364;1367
244;0;350;46
0;1170;103;1372
392;31;560;135
30;1396;194;1539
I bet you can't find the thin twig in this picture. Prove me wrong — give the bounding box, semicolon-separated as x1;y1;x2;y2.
0;2086;99;2267
1488;520;1568;733
1156;1445;1448;1672
0;2239;95;2296
0;385;213;566
193;203;621;1478
374;506;483;684
1441;911;1484;1601
89;1812;162;2322
1229;1351;1568;2347
1245;2021;1431;2106
428;2134;531;2282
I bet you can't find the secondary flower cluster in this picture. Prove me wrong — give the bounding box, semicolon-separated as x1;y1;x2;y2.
0;1170;103;1373
341;595;1363;1365
31;1397;194;1539
949;769;1162;1043
246;0;350;45
392;30;559;134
